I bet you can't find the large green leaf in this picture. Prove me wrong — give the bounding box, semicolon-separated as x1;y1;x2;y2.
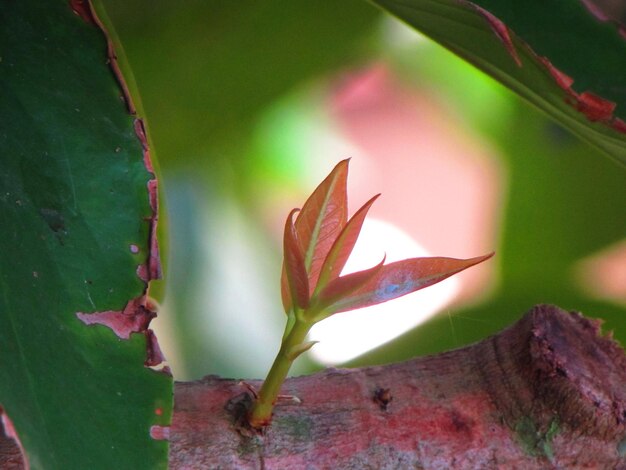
0;2;171;469
370;0;626;166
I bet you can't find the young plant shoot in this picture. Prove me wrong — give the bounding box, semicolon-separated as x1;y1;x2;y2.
247;159;494;429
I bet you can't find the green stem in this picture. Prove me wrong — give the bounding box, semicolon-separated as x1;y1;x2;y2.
248;318;311;429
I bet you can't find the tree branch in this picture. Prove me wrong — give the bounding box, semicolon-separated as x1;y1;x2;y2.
2;305;624;468
170;305;626;469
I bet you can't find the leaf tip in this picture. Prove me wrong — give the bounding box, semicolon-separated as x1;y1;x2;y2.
333;158;351;173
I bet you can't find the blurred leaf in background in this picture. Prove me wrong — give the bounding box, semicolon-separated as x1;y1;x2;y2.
100;1;625;380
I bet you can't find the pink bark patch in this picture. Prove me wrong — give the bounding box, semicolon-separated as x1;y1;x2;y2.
70;0;94;24
147;179;158;213
133;119;148;151
538;57;621;127
131;116;161;283
132;119;161;281
580;0;610;21
134;180;161;282
88;7;135;115
471;5;522;66
467;3;624;130
85;1;172;441
144;329;166;367
147;219;162;281
1;409;29;470
76;298;156;339
613;118;626;133
150;425;170;441
539;57;574;91
133;119;154;173
146;179;162;281
575;91;617;122
136;264;149;282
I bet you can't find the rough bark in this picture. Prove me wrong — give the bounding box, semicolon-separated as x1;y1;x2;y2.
0;409;25;470
2;305;625;469
170;305;626;469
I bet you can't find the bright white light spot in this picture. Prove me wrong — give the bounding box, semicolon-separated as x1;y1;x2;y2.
380;16;429;49
308;218;459;365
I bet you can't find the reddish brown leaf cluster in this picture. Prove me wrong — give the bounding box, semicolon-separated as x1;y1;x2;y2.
281;159;493;321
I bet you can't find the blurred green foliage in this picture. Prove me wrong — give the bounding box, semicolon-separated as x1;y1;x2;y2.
100;0;379;173
100;1;625;379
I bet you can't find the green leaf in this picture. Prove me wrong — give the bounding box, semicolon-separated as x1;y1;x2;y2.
281;159;349;312
371;0;626;166
325;253;494;314
0;2;171;469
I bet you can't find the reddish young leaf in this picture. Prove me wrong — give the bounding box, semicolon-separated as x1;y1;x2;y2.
313;194;380;295
312;255;386;316
323;253;494;314
280;272;293;314
281;159;349;312
296;159;350;289
283;209;310;310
